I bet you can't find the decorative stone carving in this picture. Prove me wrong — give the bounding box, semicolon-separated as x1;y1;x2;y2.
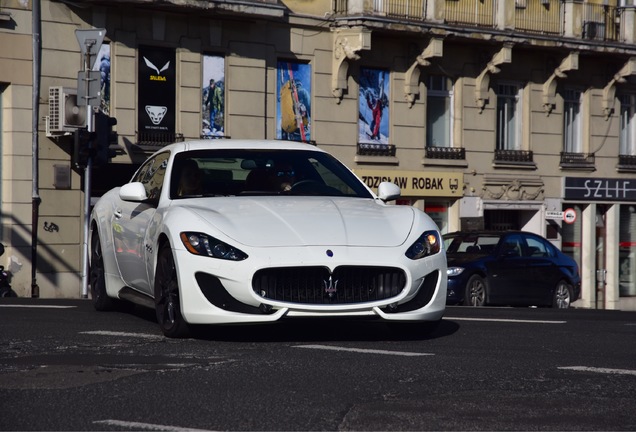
403;38;443;108
542;52;578;114
602;57;636;118
332;28;371;103
475;44;513;111
481;176;544;201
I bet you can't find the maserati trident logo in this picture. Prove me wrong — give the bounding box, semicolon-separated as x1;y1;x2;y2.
323;275;338;298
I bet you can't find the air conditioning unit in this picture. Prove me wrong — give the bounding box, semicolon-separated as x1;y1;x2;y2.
46;86;86;136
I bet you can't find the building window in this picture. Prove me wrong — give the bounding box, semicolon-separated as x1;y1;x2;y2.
563;89;582;153
619;94;636;156
496;83;522;151
426;76;453;148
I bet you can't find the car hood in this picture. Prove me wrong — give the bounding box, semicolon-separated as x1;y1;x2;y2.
177;196;415;247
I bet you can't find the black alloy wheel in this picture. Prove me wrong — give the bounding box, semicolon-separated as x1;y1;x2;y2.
553;280;573;309
464;274;487;307
154;242;190;338
90;231;115;311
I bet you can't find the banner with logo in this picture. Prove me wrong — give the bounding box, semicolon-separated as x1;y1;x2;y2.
358;68;389;145
276;61;311;142
201;55;225;138
138;46;176;139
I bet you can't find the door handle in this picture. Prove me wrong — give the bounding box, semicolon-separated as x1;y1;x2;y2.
114;209;122;219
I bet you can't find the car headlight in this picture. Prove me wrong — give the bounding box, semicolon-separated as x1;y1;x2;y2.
405;230;441;260
447;267;464;277
180;232;248;261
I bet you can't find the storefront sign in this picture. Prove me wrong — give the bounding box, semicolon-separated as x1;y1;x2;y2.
354;169;462;197
564;177;636;201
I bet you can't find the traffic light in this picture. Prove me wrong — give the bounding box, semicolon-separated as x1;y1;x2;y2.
94;112;118;166
73;127;94;169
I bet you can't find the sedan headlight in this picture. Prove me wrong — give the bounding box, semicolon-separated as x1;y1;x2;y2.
447;267;465;277
180;232;248;261
405;230;441;260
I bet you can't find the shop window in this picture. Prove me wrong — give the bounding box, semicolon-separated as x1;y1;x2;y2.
619;205;636;297
425;202;449;234
561;204;583;271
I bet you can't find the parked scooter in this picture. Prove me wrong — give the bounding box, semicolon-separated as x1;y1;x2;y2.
0;243;16;297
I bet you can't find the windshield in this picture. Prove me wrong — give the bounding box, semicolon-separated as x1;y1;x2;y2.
444;233;501;254
170;149;373;199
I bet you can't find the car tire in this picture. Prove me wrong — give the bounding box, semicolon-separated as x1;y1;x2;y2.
89;231;116;311
463;274;486;307
154;242;190;338
552;280;573;309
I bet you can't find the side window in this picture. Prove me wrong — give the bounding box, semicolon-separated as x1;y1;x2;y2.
135;152;170;201
501;234;523;257
524;235;549;257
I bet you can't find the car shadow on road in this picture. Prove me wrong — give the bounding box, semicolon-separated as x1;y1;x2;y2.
188;318;460;343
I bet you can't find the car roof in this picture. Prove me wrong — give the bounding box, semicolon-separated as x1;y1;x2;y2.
153;139;326;156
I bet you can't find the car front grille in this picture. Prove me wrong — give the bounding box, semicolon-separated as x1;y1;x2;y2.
252;266;407;305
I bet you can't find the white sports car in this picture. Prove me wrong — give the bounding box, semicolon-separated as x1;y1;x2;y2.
89;139;447;337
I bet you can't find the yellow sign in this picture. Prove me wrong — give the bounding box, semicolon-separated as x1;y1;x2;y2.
354;169;463;197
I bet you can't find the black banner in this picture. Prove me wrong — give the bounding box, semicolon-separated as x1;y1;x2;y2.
138;46;176;137
564;177;636;201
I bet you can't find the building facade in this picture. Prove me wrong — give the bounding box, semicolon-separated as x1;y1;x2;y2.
1;0;635;309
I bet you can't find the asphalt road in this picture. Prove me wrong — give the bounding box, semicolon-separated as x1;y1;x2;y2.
0;298;635;431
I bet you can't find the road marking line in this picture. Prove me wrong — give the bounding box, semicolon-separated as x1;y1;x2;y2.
446;317;566;324
94;419;214;431
559;366;636;376
295;344;433;356
0;304;76;309
80;330;163;339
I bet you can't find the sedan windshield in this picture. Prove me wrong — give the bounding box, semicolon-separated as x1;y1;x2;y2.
444;233;501;254
170;149;373;199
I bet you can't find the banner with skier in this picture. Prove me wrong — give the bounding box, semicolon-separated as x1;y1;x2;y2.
276;61;311;142
201;55;225;138
358;68;389;146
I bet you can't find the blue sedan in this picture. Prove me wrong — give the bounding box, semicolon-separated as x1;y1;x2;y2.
444;231;581;308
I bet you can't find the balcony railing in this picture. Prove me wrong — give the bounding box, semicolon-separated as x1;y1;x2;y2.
425;146;466;160
582;3;618;41
332;0;623;44
135;132;184;152
376;0;426;19
445;0;495;28
560;152;595;168
515;0;562;35
618;154;636;168
357;143;397;156
494;149;534;163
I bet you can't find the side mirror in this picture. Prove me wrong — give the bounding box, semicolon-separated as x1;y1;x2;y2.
377;181;401;202
119;182;148;202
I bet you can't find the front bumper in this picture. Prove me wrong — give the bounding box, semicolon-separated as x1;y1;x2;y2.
174;245;447;325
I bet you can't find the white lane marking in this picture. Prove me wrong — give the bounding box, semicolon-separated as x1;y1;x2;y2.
446;317;566;324
295;344;433;356
0;304;76;309
559;366;636;376
80;330;163;339
94;419;214;431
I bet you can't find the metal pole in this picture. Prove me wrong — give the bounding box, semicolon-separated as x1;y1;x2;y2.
81;49;94;298
31;0;42;298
